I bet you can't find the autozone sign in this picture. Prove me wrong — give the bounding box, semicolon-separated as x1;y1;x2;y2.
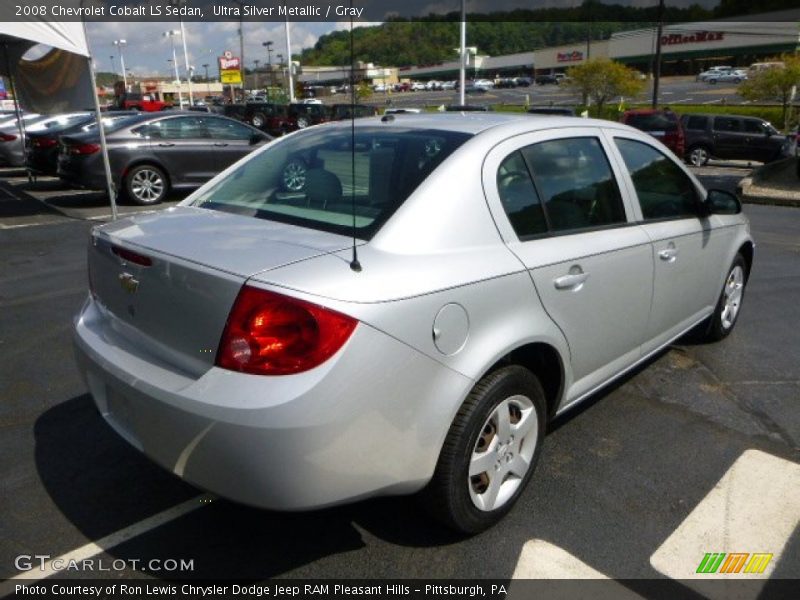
219;54;241;70
661;31;724;45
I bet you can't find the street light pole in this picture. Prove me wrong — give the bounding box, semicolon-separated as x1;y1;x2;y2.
179;20;194;105
113;40;128;89
202;63;209;82
263;41;273;101
164;30;183;108
253;59;260;92
110;54;117;79
285;17;295;102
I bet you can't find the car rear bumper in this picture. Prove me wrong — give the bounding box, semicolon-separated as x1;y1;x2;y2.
73;296;472;510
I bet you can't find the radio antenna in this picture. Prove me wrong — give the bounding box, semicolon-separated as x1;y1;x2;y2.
348;0;362;272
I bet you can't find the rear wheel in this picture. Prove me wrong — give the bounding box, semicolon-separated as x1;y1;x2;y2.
125;164;168;205
281;159;307;192
421;365;546;534
296;116;310;129
687;145;710;167
703;254;747;342
251;112;266;129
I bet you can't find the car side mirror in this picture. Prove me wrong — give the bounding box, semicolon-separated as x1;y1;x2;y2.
705;189;741;215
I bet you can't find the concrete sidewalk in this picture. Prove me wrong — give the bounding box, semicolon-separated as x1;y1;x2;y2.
738;158;800;208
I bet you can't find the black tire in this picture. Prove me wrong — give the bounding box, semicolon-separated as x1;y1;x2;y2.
124;164;168;205
420;365;546;534
296;116;310;129
251;112;266;129
687;145;711;167
703;254;747;342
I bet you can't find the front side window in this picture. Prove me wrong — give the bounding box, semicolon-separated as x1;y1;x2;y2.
135;117;208;139
615;138;699;220
520;137;626;232
191;126;471;239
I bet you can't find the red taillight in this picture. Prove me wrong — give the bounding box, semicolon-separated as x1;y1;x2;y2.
32;137;57;149
69;142;100;155
112;245;153;266
216;286;358;375
0;132;17;142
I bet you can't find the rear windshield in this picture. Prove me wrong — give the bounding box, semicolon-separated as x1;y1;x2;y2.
190;126;472;239
626;112;679;133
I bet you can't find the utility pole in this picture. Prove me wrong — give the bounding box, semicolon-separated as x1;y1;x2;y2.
652;0;665;109
263;40;273;100
253;59;260;91
202;63;209;82
164;30;183;108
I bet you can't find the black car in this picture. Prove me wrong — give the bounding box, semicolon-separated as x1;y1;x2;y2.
535;74;559;85
328;104;378;121
26;112;137;176
287;103;330;129
527;106;577;116
681;113;784;166
57;112;270;205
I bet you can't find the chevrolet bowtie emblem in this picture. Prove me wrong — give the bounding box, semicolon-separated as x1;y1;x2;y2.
118;272;139;294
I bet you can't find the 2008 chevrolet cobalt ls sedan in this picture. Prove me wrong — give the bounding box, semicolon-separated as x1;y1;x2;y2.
74;114;753;533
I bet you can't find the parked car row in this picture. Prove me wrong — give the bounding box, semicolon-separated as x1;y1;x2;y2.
218;101;378;137
0;110;272;205
620;108;789;166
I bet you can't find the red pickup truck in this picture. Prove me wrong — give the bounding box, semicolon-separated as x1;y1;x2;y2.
121;93;171;112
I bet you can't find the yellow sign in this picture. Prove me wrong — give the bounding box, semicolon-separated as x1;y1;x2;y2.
220;69;242;84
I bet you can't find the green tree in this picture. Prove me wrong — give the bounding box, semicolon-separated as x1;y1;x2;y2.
738;54;800;129
565;58;645;113
356;80;373;102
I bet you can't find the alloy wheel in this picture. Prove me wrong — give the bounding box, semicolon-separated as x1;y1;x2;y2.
468;394;538;512
282;161;307;192
721;265;745;330
130;168;165;204
690;147;709;166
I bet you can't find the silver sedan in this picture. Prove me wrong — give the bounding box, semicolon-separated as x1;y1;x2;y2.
74;114;753;533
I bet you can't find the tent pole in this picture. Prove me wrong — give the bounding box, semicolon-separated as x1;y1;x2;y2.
84;54;117;220
3;43;27;176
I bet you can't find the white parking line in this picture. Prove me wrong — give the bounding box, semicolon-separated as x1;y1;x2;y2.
1;493;214;591
650;450;800;596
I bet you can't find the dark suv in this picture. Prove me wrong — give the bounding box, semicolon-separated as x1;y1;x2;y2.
680;113;784;166
242;103;292;136
287;103;330;130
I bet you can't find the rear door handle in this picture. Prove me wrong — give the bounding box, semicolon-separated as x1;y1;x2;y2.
158;142;175;147
554;271;589;290
659;247;679;262
214;142;229;147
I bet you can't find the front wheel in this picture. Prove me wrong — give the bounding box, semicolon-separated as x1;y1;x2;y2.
421;365;546;534
703;254;747;342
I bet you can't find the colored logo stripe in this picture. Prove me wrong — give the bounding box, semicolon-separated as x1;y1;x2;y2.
696;553;773;574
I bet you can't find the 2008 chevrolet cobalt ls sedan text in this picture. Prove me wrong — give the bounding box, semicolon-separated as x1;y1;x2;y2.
74;114;753;533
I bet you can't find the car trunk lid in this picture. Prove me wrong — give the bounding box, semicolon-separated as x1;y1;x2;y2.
88;206;351;375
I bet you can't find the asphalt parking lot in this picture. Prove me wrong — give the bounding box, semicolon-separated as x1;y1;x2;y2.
355;76;751;110
1;165;798;592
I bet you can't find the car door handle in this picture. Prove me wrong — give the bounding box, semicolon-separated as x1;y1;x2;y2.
659;247;679;262
554;272;589;290
157;142;175;147
214;142;229;147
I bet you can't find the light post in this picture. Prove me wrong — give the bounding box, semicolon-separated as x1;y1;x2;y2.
459;0;466;106
163;30;183;108
276;53;284;91
113;40;128;89
263;40;273;98
109;54;117;78
202;63;209;82
285;18;295;103
253;59;260;92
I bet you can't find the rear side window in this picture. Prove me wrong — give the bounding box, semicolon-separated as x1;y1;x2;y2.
615;138;699;220
743;120;765;134
497;151;547;237
520;137;626;232
134;117;208;139
206;118;255;140
713;117;741;132
685;116;708;131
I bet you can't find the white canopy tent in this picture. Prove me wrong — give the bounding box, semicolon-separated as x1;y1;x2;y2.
0;21;117;218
